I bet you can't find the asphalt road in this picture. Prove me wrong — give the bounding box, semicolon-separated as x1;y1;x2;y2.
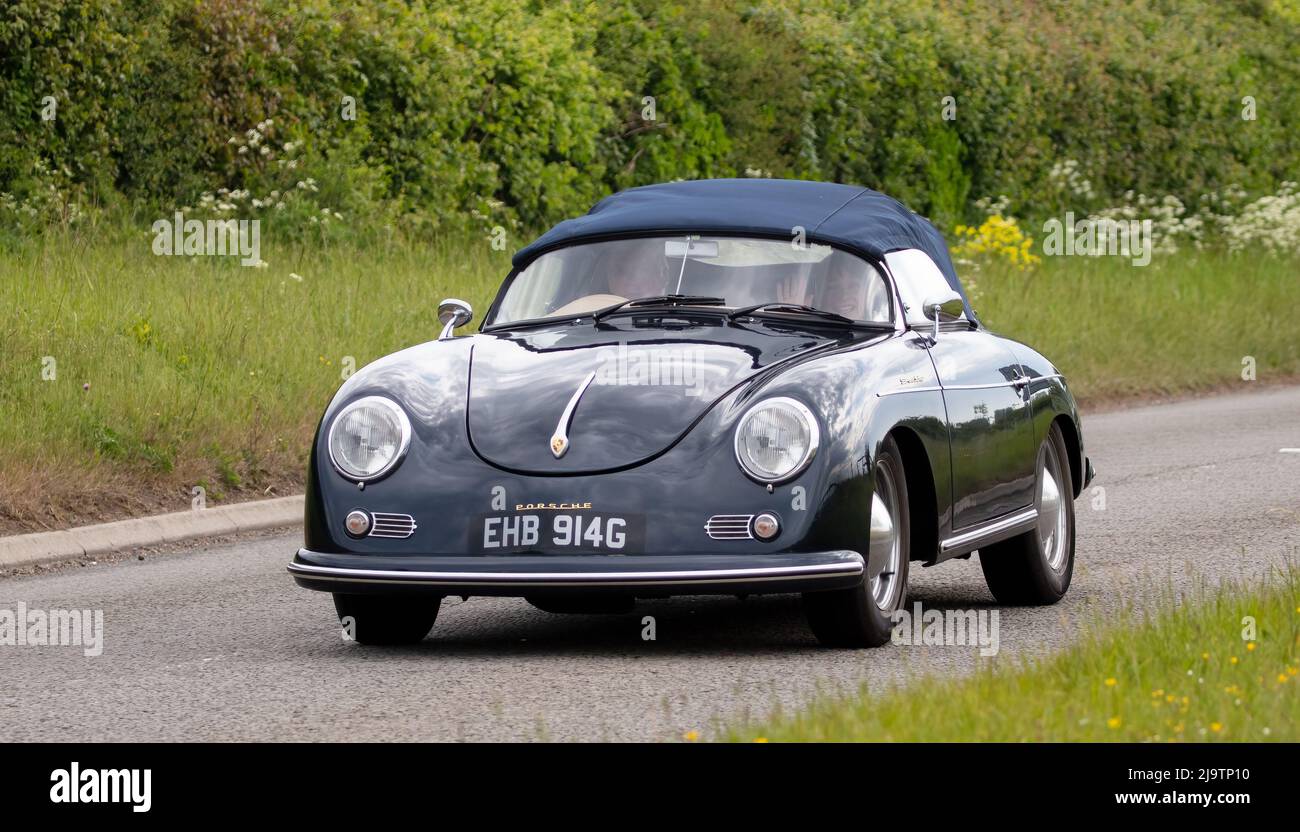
3;386;1298;742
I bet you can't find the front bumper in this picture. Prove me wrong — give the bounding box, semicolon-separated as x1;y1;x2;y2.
288;549;864;597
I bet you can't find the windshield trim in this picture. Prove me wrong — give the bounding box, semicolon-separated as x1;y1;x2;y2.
478;305;898;334
483;231;902;331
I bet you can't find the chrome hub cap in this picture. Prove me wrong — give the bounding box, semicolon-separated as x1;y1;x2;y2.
1038;445;1067;571
869;463;902;610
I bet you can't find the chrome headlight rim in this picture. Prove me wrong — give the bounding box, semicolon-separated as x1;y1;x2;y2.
326;395;413;483
733;396;820;484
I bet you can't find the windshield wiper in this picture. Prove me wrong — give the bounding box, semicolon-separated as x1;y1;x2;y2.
727;302;860;325
591;294;727;322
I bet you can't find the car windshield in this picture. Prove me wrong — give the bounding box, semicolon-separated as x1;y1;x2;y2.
489;236;893;326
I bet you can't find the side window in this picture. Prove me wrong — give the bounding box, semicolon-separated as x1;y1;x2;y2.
809;251;893;323
862;263;892;323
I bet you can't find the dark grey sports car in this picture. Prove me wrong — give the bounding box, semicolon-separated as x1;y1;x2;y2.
288;179;1093;647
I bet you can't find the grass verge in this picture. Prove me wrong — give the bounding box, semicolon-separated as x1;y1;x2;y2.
1;228;1297;533
723;570;1300;742
974;251;1300;402
0;227;509;531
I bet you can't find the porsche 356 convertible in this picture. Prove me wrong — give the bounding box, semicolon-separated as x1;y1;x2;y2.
288;178;1093;647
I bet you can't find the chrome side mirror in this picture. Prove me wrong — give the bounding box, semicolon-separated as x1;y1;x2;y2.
437;298;473;340
922;290;964;341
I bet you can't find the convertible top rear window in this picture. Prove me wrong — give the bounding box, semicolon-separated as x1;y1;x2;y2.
491;236;893;325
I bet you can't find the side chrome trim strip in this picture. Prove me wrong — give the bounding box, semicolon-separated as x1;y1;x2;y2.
940;380;1029;392
876;373;1067;398
287;557;864;588
940;507;1038;553
877;384;943;397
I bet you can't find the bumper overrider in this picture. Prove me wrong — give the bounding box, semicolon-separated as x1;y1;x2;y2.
288;549;865;597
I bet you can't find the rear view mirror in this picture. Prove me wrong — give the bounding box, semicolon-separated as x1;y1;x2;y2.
664;240;719;259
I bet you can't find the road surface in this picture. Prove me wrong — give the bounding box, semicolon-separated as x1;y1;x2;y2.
2;385;1298;741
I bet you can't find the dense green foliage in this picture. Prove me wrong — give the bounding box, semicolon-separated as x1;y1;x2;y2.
3;0;1298;235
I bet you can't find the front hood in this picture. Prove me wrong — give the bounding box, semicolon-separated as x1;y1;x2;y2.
466;318;844;474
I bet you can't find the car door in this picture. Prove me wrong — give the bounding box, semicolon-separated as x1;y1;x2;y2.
882;249;1037;532
926;331;1037;529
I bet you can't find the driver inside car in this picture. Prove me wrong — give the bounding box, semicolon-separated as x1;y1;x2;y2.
813;254;892;321
548;239;670;317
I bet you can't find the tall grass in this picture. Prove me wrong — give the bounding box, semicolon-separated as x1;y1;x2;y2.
0;224;508;528
0;229;1297;530
723;569;1300;742
977;252;1300;401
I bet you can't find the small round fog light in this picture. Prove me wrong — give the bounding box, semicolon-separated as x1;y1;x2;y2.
344;510;371;538
752;512;781;541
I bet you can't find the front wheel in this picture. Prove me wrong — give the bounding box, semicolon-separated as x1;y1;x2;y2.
803;434;910;647
979;421;1075;604
333;594;440;645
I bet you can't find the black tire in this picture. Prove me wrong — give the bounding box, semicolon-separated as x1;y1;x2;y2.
803;434;911;647
979;422;1075;604
333;594;440;645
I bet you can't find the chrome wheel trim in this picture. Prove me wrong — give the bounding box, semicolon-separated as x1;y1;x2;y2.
869;460;903;610
1038;443;1068;572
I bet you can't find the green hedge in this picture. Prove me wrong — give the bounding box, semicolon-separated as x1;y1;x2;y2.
2;0;1298;233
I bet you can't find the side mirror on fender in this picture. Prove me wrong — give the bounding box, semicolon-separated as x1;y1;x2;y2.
922;290;964;342
437;298;473;340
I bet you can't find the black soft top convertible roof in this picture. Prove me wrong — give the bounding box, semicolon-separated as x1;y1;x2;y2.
513;178;972;316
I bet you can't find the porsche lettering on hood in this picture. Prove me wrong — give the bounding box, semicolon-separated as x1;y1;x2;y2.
466;322;837;474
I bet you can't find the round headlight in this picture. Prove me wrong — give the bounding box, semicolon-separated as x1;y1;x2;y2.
734;397;819;483
327;396;412;482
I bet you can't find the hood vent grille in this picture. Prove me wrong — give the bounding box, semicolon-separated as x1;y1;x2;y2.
369;512;418;539
704;514;754;540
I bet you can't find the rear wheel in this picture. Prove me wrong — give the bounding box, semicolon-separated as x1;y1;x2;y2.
803;434;910;647
979;421;1075;604
333;594;440;645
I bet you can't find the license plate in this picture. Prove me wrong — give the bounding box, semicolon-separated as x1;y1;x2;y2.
471;512;646;554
